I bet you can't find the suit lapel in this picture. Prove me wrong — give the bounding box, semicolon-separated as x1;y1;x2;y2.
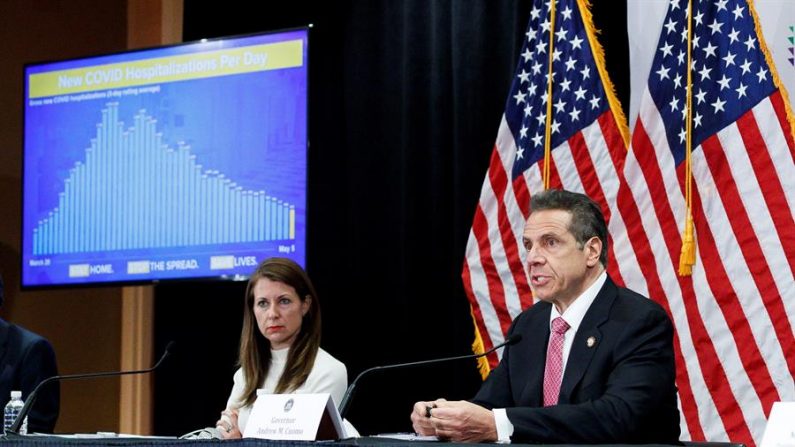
558;277;617;404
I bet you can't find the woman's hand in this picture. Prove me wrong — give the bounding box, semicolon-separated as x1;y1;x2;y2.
215;409;242;439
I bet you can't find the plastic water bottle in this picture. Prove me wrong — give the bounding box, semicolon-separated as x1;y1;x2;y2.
3;390;27;435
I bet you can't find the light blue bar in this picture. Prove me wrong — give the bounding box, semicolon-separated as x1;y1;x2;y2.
101;106;107;250
216;176;222;244
190;159;196;246
150;118;155;248
77;162;84;252
282;203;288;240
247;193;253;242
109;110;115;250
100;114;107;252
261;194;267;241
113;105;120;250
181;148;188;246
65;180;72;253
272;198;278;240
167;143;174;248
215;178;221;245
176;146;182;246
133;112;140;249
265;197;272;241
86;143;94;252
235;187;242;243
225;181;232;243
239;190;246;243
219;178;224;243
212;177;219;245
54;199;61;254
122;128;129;250
246;192;251;242
201;174;207;245
207;176;213;244
279;201;285;240
237;189;243;243
276;201;281;240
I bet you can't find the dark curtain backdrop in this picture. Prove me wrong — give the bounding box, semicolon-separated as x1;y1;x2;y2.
153;0;628;436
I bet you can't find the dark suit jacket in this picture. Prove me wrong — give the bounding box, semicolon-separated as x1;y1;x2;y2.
0;318;59;433
472;276;680;444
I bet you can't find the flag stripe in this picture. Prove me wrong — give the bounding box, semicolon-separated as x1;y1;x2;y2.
757;94;795;216
688;135;795;407
470;203;512;335
462;261;500;366
683;183;757;442
637;119;753;441
616;144;704;439
497;120;535;318
687;150;782;442
463;236;501;346
631;102;732;439
597;111;627;173
701;131;795;378
736;110;795;278
625;114;728;439
768;91;795;162
512;175;532;219
488;145;533;310
738;105;795;286
566;117;625;286
546;157;565;191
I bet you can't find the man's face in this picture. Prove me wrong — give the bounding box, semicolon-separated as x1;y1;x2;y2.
522;209;601;307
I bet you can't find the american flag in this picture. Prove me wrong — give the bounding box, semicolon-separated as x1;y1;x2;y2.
620;0;795;445
465;0;795;445
462;0;628;370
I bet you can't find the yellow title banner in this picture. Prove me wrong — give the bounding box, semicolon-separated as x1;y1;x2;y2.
28;40;304;98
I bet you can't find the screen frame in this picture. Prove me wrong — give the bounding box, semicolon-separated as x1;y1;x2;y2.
19;26;311;290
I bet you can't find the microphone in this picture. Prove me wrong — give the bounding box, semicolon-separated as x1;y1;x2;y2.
8;341;175;434
338;334;522;418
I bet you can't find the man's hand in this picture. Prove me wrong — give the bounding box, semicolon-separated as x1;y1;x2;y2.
410;399;445;436
428;400;498;443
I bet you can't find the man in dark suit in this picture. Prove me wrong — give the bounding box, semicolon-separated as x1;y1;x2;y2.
411;189;680;444
0;276;60;433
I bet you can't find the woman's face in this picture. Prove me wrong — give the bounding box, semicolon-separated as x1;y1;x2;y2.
252;277;310;350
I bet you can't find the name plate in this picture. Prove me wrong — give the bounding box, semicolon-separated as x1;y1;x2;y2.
760;402;795;447
243;393;345;440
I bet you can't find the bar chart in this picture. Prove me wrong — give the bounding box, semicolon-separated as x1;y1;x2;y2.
32;102;296;255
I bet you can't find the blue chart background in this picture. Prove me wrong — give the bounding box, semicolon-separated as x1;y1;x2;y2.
21;30;308;287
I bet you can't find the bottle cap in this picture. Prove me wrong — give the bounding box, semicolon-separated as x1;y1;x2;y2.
10;390;21;399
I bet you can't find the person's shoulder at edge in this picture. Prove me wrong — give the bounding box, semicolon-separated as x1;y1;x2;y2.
314;348;347;377
4;321;56;357
310;348;347;405
511;299;552;325
611;283;672;322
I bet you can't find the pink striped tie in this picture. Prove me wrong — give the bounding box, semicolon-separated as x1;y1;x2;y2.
543;317;570;406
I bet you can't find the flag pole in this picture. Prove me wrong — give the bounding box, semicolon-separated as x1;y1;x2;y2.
678;0;696;276
542;0;557;189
